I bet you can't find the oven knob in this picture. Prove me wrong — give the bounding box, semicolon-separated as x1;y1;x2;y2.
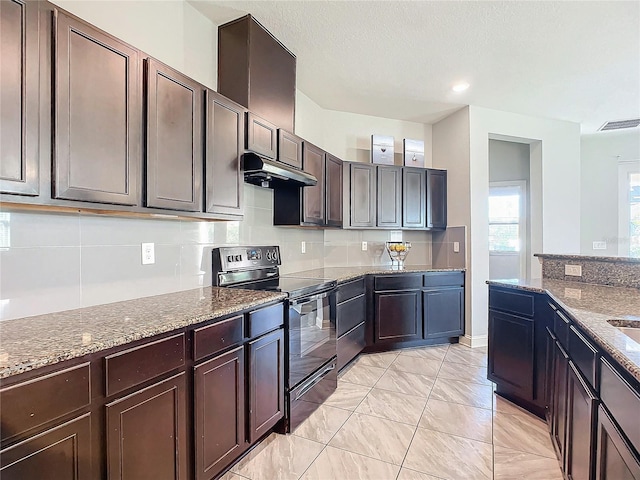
227;255;234;263
235;255;242;262
265;251;272;261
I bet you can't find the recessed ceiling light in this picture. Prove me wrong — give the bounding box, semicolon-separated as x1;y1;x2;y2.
452;82;470;93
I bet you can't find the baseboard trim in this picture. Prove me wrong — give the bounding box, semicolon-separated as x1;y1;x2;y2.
459;335;488;348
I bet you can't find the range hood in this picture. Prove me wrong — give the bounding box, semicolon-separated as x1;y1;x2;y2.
242;152;317;188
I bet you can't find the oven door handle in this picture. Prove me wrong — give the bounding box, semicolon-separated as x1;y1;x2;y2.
295;362;336;401
289;289;333;306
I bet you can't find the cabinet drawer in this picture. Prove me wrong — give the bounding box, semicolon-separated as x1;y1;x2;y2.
554;309;571;349
488;288;534;317
337;294;366;337
193;315;244;361
337;323;366;371
247;303;284;338
0;363;91;442
568;326;598;390
600;358;640;454
105;333;185;397
336;277;365;303
423;272;464;288
374;274;422;291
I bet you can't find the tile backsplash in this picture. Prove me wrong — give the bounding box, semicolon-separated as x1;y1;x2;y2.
0;185;445;321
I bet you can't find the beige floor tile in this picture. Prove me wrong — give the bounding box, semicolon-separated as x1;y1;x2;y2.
493;411;556;459
340;362;387;387
419;398;493;443
437;361;492;386
374;369;435;397
404;428;493;479
389;355;442;377
493;394;542;420
218;471;248;480
293;403;352;444
430;377;493;409
397;468;443;480
356;388;427;425
444;344;488;366
232;433;324;480
323;381;371;411
398;344;449;361
356;351;400;369
329;412;416;465
494;445;563;479
300;446;400;480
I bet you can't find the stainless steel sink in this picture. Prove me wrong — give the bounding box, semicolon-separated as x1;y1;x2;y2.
607;319;640;343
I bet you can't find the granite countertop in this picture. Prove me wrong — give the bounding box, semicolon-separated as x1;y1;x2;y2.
0;287;286;380
534;253;640;264
487;278;640;383
287;265;465;284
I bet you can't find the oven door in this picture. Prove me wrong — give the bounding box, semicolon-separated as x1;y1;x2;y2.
288;290;337;389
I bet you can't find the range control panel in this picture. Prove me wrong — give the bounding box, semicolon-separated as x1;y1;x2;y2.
213;245;281;273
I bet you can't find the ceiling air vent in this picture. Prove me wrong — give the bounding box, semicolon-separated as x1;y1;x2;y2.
598;119;640;131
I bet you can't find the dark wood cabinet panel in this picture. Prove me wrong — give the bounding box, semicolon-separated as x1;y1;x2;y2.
53;10;140;205
426;169;447;229
402;167;426;228
145;58;203;212
552;340;570;465
325;153;343;227
348;163;376;227
337;294;366;337
337;322;365;371
595;406;640;480
488;310;535;400
106;373;187;480
193;314;244;362
0;0;39;196
205;90;245;216
566;361;597;480
248;329;284;443
246;112;277;159
374;291;422;343
0;413;92;480
423;287;464;338
194;346;245;480
302;142;325;225
377;166;402;227
278;130;302;169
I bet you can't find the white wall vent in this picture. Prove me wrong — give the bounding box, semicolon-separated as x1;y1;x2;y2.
598;119;640;131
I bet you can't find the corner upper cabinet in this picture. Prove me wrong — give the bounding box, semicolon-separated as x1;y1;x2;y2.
377;166;402;228
205;91;245;217
145;58;203;212
278;130;303;169
325;153;343;227
427;169;447;229
403;167;426;228
301;142;325;225
53;10;140;205
344;162;376;228
0;0;39;196
246;113;277;159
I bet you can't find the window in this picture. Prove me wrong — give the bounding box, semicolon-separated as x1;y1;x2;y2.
630;172;640;258
618;163;640;257
489;187;522;252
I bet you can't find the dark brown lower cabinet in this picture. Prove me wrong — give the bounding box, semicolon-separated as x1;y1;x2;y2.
551;339;570;463
423;287;463;338
194;346;245;480
374;291;422;343
596;406;640;480
248;329;284;443
566;361;597;480
106;373;187;480
0;413;92;480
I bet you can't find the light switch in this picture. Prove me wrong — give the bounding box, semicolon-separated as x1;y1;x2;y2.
141;243;155;265
453;242;460;253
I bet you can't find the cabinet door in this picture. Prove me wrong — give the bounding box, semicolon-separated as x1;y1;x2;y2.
248;329;284;443
427;169;447;229
106;373;187;480
246;113;277;159
552;340;570;465
54;11;140;205
0;0;39;196
205;91;244;216
402;167;426;228
377;166;402;227
194;346;245;480
566;362;597;480
545;328;557;426
278;130;302;169
374;291;422;342
302;142;325;225
349;163;376;227
423;287;463;338
325;153;343;227
0;414;91;480
145;58;202;212
488;310;534;400
595;406;640;480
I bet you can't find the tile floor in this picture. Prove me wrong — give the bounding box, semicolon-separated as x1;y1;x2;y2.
223;343;563;480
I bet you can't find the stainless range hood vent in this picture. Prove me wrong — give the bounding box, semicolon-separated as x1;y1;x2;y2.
242;152;317;188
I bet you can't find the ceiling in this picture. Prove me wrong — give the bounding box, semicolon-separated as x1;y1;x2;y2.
190;0;640;133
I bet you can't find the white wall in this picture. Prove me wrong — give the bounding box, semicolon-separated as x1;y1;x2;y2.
489;140;531;182
580;130;640;256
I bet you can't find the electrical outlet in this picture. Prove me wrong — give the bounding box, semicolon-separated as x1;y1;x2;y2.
362;241;368;251
301;241;306;254
593;241;607;250
564;264;582;277
141;243;155;265
453;241;460;253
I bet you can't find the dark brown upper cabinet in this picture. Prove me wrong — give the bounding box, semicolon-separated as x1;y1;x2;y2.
345;162;376;228
53;10;141;206
325;153;343;227
377;166;402;228
205;91;245;217
301;142;325;225
246;113;277;159
402;167;426;229
0;0;39;196
427;168;447;229
145;58;203;212
278;130;302;169
218;15;296;132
